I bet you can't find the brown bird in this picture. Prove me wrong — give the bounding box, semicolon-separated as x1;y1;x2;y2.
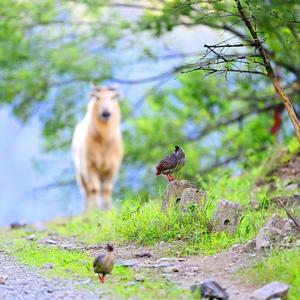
155;146;185;181
93;243;114;283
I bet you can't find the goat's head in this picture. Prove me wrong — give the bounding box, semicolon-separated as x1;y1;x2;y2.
89;86;121;122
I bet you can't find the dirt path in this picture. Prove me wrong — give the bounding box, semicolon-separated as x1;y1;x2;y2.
40;234;262;299
107;243;261;300
0;232;262;300
0;251;101;300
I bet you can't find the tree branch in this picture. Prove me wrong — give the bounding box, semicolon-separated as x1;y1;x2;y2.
235;0;300;144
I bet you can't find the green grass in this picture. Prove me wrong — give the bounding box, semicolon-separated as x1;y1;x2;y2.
48;171;280;255
247;248;300;300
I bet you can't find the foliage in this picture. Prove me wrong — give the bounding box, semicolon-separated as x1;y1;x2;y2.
1;0;300;192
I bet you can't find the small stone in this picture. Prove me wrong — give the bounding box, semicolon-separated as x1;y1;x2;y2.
285;183;298;191
10;221;27;229
163;266;179;273
127;281;136;286
45;239;57;245
0;275;8;284
134;253;152;258
43;263;54;269
153;262;174;268
134;275;145;282
116;260;138;268
241;238;256;253
156;257;186;263
25;235;36;241
231;244;241;251
251;281;289;300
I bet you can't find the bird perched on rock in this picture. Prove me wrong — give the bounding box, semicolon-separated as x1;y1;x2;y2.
155;146;185;181
93;243;114;283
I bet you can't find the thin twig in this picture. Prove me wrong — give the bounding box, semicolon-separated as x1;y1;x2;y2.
278;199;300;231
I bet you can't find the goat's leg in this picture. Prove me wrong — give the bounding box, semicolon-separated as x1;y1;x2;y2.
100;178;113;210
85;173;101;210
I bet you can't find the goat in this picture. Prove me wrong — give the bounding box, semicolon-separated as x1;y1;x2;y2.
71;86;123;210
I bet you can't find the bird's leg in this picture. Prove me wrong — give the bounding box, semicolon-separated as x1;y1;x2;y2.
98;275;105;283
166;174;172;181
168;174;175;181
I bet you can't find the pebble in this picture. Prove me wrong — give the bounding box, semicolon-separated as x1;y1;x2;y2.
45;239;57;245
134;275;145;282
0;275;8;284
43;263;54;270
127;281;136;286
116;260;138;268
25;235;36;241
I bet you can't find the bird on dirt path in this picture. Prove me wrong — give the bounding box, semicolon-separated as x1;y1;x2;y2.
93;243;114;283
155;146;185;181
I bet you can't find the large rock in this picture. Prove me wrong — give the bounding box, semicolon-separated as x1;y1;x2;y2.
161;180;196;211
256;214;300;250
179;188;206;212
191;280;229;300
251;281;289;300
211;200;243;235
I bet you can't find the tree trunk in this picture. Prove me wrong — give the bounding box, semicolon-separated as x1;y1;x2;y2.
272;77;300;143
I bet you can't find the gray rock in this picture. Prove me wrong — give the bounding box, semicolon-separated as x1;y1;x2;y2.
162;180;196;211
191;280;229;300
211;200;243;235
251;281;289;300
45;239;57;245
256;214;300;250
179;188;206;212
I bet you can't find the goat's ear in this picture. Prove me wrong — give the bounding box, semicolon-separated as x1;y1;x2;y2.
115;90;124;101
